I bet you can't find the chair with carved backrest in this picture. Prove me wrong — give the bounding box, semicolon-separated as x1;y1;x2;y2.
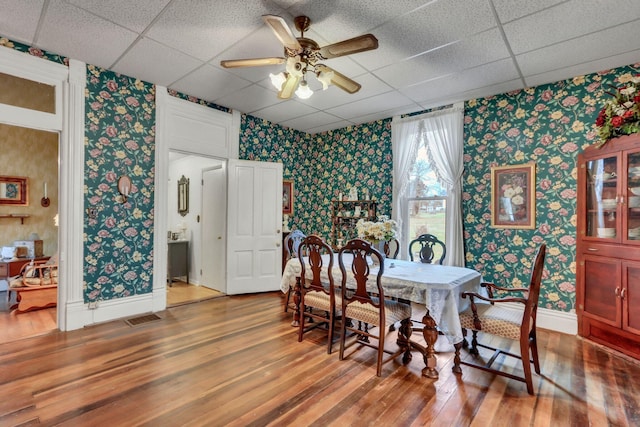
455;244;546;395
338;238;412;376
283;229;306;312
297;235;340;353
409;234;446;264
383;238;400;259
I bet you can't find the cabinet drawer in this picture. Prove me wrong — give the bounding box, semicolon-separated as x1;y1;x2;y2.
580;242;640;259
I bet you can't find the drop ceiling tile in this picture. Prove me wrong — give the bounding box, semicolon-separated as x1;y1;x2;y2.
504;0;640;55
66;0;171;33
356;0;496;70
326;90;418;120
306;120;354;135
524;50;640;88
0;0;44;45
349;102;421;125
401;58;521;103
286;0;431;43
170;64;252;102
280;111;346;132
492;0;567;23
375;28;510;88
457;79;525;103
214;83;280;113
111;38;203;86
145;0;272;61
251;99;318;124
516;20;640;77
36;0;138;69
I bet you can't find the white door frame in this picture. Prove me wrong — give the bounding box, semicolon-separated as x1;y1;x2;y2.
0;48;86;331
154;87;241;310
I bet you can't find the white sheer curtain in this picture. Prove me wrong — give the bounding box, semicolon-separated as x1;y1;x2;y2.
391;116;424;260
391;103;465;264
422;103;465;266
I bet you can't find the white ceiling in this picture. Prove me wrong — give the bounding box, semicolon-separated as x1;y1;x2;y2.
2;0;640;134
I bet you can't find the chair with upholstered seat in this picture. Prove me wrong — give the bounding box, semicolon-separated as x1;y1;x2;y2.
409;234;446;264
297;235;340;353
283;229;306;312
338;238;412;376
383;238;400;259
455;244;546;395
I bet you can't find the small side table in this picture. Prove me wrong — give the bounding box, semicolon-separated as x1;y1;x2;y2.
0;256;50;303
167;240;189;286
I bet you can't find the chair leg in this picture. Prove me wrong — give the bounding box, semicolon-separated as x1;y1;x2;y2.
530;330;541;374
376;324;385;377
297;303;306;343
470;330;480;355
520;336;534;395
326;311;335;354
339;316;347;361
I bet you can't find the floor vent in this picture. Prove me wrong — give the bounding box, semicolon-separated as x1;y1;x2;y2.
125;313;162;327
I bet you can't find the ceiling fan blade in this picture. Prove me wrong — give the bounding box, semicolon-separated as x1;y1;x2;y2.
315;64;361;94
262;15;302;51
318;34;379;59
278;75;301;99
220;57;286;68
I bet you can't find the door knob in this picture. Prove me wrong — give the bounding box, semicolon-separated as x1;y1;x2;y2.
276;242;281;247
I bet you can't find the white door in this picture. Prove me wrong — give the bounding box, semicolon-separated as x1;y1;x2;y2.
201;165;226;292
227;159;282;294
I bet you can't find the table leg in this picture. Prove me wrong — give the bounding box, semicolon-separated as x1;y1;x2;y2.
291;277;301;327
421;309;439;379
453;341;463;374
397;318;413;364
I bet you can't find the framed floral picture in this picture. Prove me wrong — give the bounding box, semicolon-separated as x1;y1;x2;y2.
491;163;536;229
0;176;28;206
283;179;294;215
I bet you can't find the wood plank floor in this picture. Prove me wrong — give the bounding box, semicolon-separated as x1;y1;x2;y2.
0;291;638;426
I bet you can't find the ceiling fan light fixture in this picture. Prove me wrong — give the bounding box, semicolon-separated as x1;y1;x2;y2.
269;72;287;90
295;80;313;99
317;69;334;90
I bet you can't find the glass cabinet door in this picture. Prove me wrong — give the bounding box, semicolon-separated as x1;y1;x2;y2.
585;155;619;239
626;150;640;242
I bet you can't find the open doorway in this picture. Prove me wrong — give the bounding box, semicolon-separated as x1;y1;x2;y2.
0;123;59;342
166;150;226;306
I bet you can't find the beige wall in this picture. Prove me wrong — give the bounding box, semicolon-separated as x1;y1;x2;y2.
0;123;58;256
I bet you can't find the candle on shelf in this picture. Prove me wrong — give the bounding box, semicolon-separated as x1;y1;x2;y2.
44;182;47;199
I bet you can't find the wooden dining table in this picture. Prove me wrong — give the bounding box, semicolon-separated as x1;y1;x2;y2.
281;254;482;379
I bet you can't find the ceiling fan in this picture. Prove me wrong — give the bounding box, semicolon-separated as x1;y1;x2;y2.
220;15;378;99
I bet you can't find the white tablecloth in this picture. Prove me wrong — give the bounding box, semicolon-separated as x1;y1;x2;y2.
281;255;482;344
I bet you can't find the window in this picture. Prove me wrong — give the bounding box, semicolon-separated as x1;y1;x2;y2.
406;144;447;261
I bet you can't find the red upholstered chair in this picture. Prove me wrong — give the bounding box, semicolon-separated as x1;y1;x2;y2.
338;238;412;376
297;235;340;353
456;244;546;395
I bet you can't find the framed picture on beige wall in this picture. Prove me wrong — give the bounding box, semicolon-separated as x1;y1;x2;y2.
0;176;28;206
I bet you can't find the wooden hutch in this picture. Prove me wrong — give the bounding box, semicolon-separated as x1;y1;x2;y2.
576;133;640;359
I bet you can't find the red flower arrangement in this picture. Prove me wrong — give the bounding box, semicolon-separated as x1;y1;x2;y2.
595;75;640;146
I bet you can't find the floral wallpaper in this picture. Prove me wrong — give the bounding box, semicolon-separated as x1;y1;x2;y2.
84;65;156;302
0;37;67;65
167;88;230;113
463;64;640;312
240;115;393;240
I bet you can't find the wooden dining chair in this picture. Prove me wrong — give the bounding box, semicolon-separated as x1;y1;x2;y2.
283;229;306;312
297;235;340;353
455;244;546;395
409;234;446;264
338;238;412;376
383;238;400;259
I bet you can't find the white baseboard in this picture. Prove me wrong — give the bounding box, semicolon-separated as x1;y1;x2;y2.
500;302;577;335
65;293;155;329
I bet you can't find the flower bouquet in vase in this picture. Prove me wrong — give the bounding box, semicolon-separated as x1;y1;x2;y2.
355;215;397;265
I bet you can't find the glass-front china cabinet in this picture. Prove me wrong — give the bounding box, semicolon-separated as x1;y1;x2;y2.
577;134;640;361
